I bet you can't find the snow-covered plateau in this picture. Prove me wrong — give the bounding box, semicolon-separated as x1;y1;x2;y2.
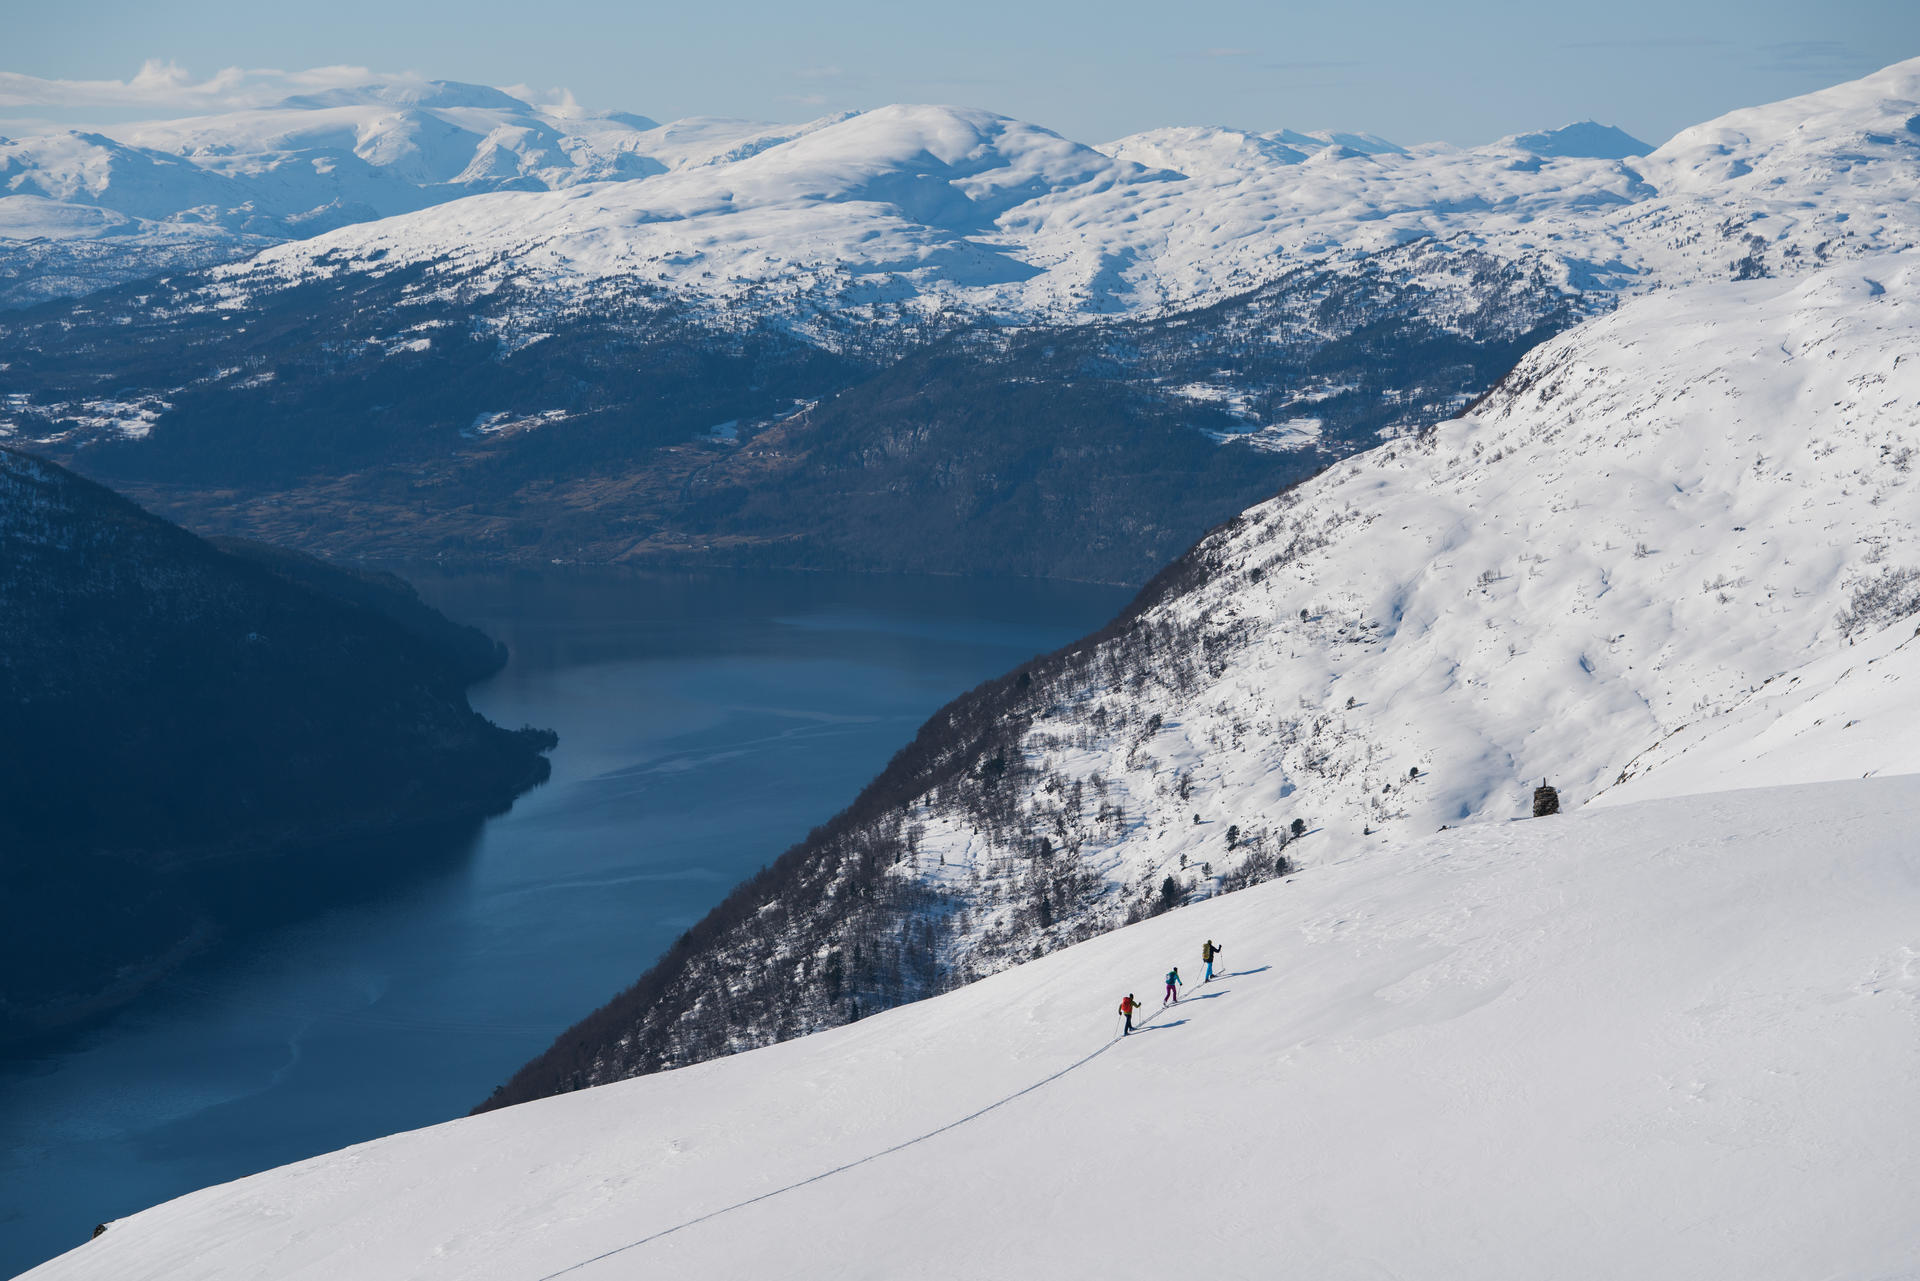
30;773;1920;1279
0;81;818;304
6;59;1919;319
155;58;1920;324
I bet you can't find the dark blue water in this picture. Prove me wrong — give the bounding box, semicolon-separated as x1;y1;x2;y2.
0;568;1128;1276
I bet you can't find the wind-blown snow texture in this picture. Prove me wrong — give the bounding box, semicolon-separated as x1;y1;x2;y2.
1602;606;1920;804
29;776;1920;1279
1079;254;1920;841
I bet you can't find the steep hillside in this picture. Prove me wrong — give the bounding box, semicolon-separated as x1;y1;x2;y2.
480;249;1920;1105
32;776;1920;1279
0;240;1591;582
1600;609;1920;804
0;448;556;1041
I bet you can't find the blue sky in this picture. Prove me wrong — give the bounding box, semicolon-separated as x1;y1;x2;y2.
5;0;1917;146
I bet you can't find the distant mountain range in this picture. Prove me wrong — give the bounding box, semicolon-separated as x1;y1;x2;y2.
5;60;1915;325
0;81;1622;309
0;80;674;304
4;62;1915;584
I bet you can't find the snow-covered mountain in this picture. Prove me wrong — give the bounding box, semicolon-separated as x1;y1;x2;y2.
1499;119;1651;159
9;59;1918;318
15;64;1920;1279
3;61;1915;583
0;80;836;305
477;244;1920;1105
30;774;1920;1279
147;57;1920;328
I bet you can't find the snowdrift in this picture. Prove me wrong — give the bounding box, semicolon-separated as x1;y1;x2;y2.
30;776;1920;1279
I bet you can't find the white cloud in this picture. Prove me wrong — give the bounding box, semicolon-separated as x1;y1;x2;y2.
0;60;424;116
502;83;585;117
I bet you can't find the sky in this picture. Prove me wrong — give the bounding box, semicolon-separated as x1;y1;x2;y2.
4;0;1918;147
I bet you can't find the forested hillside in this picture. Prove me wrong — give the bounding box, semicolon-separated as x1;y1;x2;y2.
0;448;556;1042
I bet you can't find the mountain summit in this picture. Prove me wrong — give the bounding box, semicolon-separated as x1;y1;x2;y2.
1502;120;1650;158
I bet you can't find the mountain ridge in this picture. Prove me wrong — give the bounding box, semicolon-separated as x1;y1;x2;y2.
475;245;1920;1108
14;60;1916;320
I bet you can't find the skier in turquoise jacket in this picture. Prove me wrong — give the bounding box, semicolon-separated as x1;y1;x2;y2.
1163;967;1183;1005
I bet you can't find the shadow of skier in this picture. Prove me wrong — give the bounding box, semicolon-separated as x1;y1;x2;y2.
1125;1018;1189;1034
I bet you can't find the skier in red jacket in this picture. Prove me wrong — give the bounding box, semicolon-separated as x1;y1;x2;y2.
1118;993;1143;1035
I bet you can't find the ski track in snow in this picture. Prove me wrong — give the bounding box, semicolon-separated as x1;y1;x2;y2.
30;777;1920;1280
15;57;1920;1281
528;997;1182;1277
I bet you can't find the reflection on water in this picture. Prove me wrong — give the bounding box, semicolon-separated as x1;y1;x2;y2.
0;567;1129;1275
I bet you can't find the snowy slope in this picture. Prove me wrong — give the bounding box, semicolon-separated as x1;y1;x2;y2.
1600;613;1920;804
466;244;1920;1109
893;249;1920;883
30;776;1920;1279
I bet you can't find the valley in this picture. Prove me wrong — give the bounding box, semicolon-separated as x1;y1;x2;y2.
7;45;1920;1281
